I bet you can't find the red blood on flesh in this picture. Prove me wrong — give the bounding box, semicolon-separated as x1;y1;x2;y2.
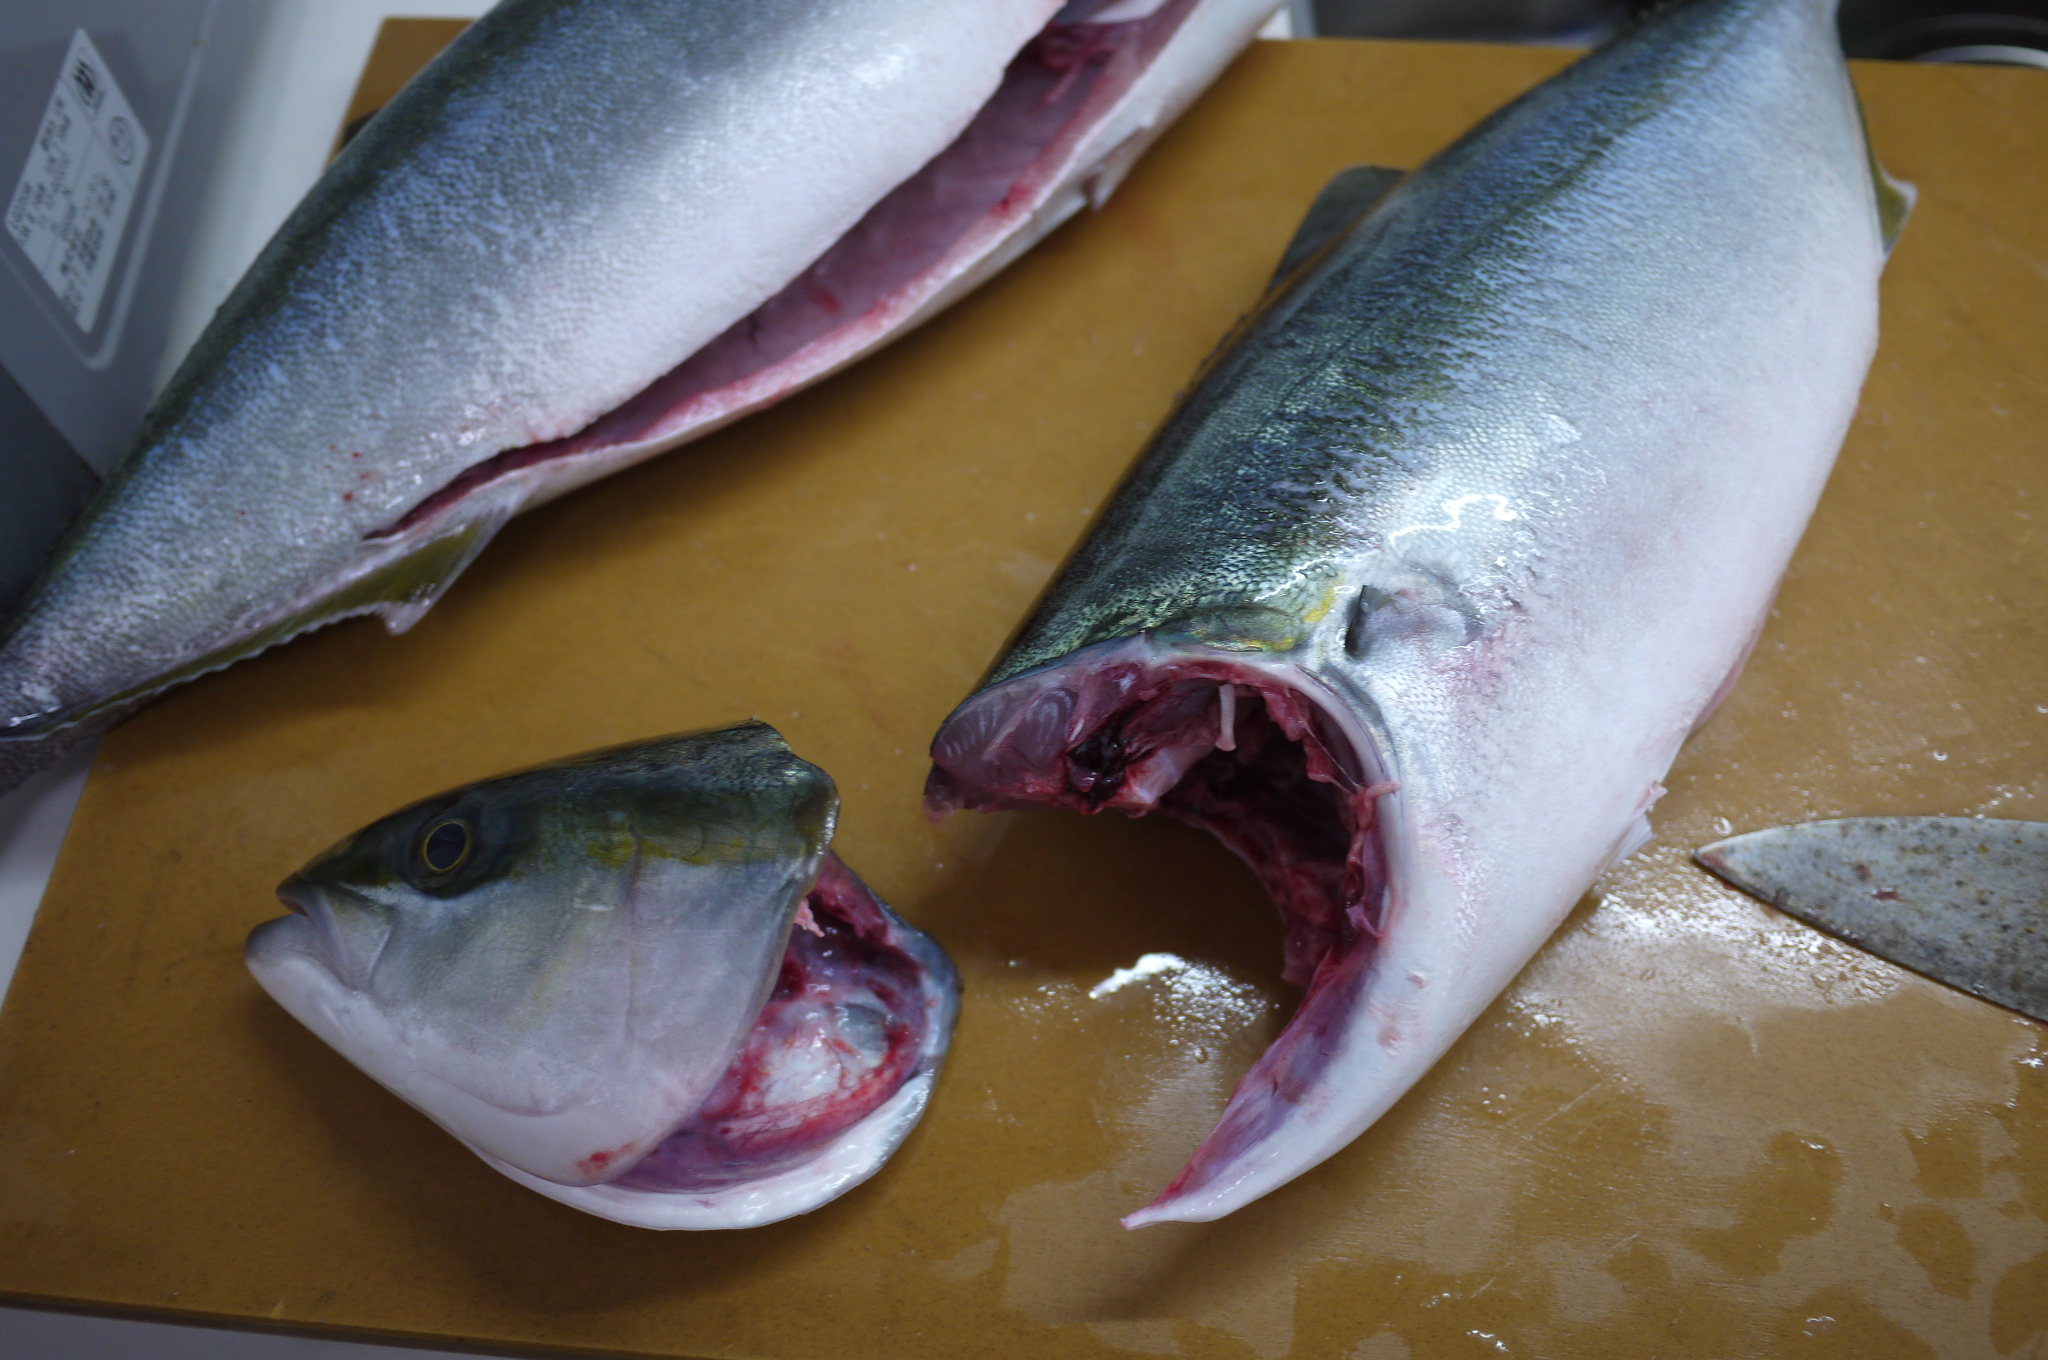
611;855;930;1194
373;0;1202;541
930;657;1392;989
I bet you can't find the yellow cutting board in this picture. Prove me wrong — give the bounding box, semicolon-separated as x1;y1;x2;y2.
0;33;2042;1360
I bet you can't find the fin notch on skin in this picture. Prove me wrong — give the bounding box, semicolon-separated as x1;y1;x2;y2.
2;501;515;742
365;498;518;634
1872;154;1915;256
1267;164;1408;288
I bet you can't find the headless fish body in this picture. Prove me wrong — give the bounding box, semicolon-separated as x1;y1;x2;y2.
0;0;1281;791
247;723;959;1228
927;0;1908;1226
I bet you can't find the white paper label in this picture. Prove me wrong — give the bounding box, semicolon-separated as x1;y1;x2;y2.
5;30;152;333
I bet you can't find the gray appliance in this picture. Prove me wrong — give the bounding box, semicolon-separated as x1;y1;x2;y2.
0;0;263;607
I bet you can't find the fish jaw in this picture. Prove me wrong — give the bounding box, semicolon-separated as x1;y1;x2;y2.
481;1075;944;1230
247;858;807;1190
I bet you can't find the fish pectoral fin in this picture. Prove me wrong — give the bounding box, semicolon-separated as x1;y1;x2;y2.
359;498;519;635
1267;164;1408;289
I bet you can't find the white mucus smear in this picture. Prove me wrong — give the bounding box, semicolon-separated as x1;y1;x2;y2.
1091;952;1189;999
1087;0;1174;21
5;30;151;332
1217;682;1237;752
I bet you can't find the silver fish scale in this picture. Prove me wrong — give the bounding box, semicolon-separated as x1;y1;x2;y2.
938;0;1895;1226
989;0;1869;688
2;0;1044;750
1697;818;2048;1023
115;0;868;552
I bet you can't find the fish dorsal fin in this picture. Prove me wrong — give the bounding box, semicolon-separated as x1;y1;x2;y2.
1269;164;1407;289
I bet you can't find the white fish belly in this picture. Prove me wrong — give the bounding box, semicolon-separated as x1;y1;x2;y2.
1153;0;1887;1223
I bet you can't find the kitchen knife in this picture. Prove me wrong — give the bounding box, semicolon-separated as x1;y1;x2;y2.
1695;817;2046;1023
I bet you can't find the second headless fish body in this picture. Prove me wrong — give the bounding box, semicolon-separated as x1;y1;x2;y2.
928;0;1908;1225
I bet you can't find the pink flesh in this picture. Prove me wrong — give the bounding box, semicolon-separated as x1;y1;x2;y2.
927;657;1395;1200
376;0;1200;540
609;854;928;1194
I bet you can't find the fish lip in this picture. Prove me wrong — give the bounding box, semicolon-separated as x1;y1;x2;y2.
265;876;388;992
276;876;318;917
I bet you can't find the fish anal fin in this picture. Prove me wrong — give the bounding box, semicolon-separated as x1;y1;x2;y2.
1607;810;1657;872
1872;152;1915;257
1600;781;1667;873
1083;128;1151;212
9;504;514;740
1268;164;1407;289
1853;89;1915;257
362;501;516;634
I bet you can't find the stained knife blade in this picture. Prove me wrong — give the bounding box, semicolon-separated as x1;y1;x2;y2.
1695;817;2047;1023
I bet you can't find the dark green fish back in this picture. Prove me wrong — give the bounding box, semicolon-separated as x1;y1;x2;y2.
295;720;837;900
983;0;1784;687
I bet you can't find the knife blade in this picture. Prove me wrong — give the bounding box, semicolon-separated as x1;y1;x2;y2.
1694;817;2047;1023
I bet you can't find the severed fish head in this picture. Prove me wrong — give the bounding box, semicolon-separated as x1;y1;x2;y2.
247;722;958;1228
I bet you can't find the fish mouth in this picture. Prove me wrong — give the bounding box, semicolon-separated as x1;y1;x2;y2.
276;879;315;916
369;0;1234;544
608;853;952;1193
486;851;960;1229
926;636;1401;1225
257;876;390;994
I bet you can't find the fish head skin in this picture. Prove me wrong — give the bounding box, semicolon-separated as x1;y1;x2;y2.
247;721;834;1188
480;850;964;1229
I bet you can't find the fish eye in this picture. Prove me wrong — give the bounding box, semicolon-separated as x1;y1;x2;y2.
419;818;473;875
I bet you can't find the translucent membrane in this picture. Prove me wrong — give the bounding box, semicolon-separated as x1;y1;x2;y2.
613;856;929;1193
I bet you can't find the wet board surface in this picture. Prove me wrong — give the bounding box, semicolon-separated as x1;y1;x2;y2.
1;32;2045;1360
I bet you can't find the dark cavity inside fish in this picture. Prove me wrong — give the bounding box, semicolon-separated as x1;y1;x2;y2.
247;723;959;1228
